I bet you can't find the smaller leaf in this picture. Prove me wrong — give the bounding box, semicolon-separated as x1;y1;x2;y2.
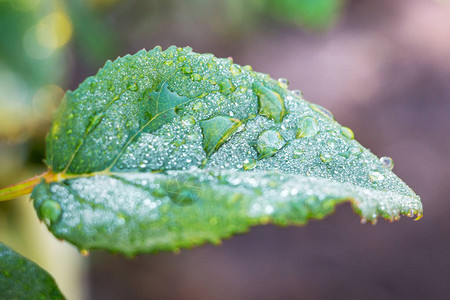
0;242;64;299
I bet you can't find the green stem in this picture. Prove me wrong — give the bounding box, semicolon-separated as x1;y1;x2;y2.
0;171;58;202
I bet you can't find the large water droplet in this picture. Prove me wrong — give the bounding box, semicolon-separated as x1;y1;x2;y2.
320;152;333;163
40;199;62;226
127;82;138;91
349;146;362;156
243;159;256;170
291;90;303;98
166;179;202;207
380;156;394;170
297;116;319;138
310;103;334;120
369;171;385;182
191;73;201;81
182;65;193;74
277;78;289;89
255;130;286;159
341;126;354;139
192;101;204;111
218;79;235;95
230;65;241;76
181;115;196;127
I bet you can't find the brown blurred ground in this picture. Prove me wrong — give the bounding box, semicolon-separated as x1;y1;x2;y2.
87;0;450;299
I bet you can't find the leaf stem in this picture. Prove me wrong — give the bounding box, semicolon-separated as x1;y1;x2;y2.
0;171;59;202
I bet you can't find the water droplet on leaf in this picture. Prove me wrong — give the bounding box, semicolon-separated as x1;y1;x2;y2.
252;82;287;123
40;199;62;226
182;66;192;74
320;152;333;163
369;171;385;182
310;103;334;120
292;90;303;98
255;130;286;159
297;116;319;138
191;73;201;81
243;159;256;170
166;179;202;207
277;78;289;89
127;83;138;91
380;156;394;171
218;79;235;95
341;126;354;139
349;147;362;155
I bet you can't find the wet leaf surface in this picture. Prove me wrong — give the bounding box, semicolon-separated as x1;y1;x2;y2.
31;46;422;255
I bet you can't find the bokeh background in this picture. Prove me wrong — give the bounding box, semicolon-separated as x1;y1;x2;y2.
1;0;449;299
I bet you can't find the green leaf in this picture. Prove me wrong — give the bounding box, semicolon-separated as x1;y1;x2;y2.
27;46;421;255
0;242;64;299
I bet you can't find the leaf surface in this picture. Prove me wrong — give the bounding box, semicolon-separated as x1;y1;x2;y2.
0;242;64;299
30;46;422;255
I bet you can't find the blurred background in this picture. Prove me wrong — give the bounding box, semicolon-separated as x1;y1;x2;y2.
0;0;449;299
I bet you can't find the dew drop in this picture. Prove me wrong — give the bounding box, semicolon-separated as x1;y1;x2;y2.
296;116;319;138
243;159;256;170
277;78;289;89
177;56;186;62
126;120;134;128
320;152;333;163
164;60;173;66
341;126;354;139
127;82;138;91
40;200;62;226
291;90;303;98
181;115;196;127
218;78;235;95
182;65;192;74
349;146;362;155
230;65;241;76
255;130;286;159
293;148;304;159
380;156;394;171
310;103;334;120
369;171;385;182
167;181;201;207
192;101;203;111
191;73;201;81
242;65;253;71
